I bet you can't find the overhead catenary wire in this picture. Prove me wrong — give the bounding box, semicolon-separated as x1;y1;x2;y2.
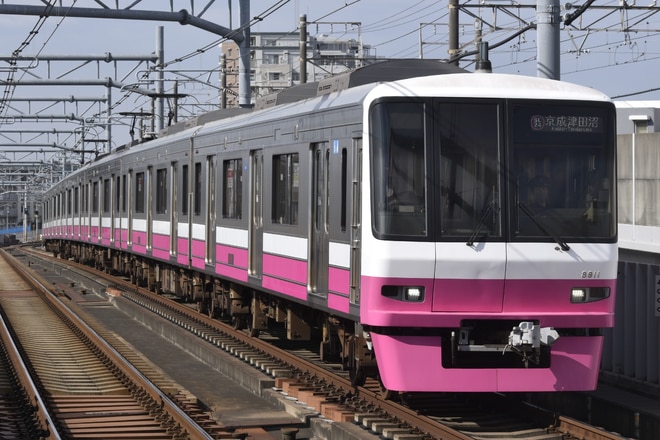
5;0;660;143
0;1;67;120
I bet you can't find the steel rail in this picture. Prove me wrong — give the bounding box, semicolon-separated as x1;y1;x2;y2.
1;248;214;440
557;415;627;439
71;261;476;440
0;307;60;439
22;245;628;440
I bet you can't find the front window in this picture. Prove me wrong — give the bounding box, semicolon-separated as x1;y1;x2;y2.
371;102;427;237
511;104;616;241
370;98;616;243
437;102;501;239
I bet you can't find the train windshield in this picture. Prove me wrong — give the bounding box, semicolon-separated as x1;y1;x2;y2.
371;101;429;237
370;98;616;243
511;103;616;242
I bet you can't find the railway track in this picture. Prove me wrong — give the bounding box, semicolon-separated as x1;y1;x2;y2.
0;247;228;439
0;302;53;439
15;244;627;440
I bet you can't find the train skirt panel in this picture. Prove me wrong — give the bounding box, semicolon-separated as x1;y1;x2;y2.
371;333;603;392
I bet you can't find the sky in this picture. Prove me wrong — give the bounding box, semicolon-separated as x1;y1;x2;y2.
1;0;660;152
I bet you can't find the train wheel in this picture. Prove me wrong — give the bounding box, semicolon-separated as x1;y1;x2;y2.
349;363;366;387
247;315;260;337
232;315;246;330
378;375;392;400
206;298;217;319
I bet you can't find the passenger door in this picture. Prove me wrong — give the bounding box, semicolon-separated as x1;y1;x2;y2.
111;175;116;245
147;166;153;251
248;149;263;279
309;142;330;296
205;156;216;264
170;162;177;255
350;139;362;305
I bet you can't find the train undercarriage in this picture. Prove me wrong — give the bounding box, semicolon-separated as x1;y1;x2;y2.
46;239;380;390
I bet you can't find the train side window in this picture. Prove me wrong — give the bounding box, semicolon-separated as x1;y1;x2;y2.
341;147;347;232
135;172;145;213
170;162;177;218
115;175;121;214
182;164;189;215
103;178;111;214
74;186;79;215
223;158;243;219
272;153;299;225
156;168;167;214
121;175;127;213
67;189;72;216
194;162;202;216
82;184;88;214
92;181;99;214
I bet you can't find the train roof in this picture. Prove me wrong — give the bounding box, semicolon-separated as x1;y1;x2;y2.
90;61;611;174
373;71;613;102
255;59;467;109
156;59;609;139
49;63;614;190
157;59;467;138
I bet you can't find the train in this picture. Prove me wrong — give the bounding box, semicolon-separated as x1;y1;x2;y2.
41;59;618;393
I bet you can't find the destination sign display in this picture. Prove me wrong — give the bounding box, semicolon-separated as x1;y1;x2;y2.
530;114;602;133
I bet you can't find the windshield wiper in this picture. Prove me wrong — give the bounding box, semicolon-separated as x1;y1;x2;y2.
467;201;496;247
518;202;570;251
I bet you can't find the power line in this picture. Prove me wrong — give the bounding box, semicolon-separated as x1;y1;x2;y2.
0;1;61;119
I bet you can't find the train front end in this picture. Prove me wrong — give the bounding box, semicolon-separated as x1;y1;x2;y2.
360;73;617;392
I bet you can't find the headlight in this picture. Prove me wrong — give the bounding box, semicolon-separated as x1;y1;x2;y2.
382;286;425;302
571;287;610;303
404;287;424;301
571;288;586;302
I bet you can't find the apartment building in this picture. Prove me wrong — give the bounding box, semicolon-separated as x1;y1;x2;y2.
220;31;372;107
